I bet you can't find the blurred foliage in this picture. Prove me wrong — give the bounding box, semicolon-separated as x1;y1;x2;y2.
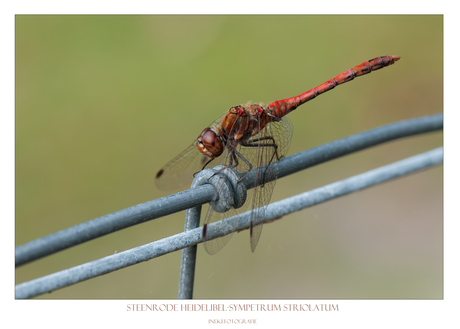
16;15;442;299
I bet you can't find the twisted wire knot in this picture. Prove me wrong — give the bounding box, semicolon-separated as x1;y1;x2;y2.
192;165;247;213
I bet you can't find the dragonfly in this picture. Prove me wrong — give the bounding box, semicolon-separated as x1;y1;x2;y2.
156;55;401;254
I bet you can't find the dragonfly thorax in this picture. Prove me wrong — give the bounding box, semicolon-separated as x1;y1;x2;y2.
196;104;270;159
220;104;273;142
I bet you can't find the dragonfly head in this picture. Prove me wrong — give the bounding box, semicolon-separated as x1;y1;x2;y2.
197;128;224;158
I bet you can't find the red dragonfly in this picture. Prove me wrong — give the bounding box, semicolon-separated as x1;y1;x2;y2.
156;56;401;254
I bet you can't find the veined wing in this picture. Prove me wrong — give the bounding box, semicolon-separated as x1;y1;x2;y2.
155;142;208;191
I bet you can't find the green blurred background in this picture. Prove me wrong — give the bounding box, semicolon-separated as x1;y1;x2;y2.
15;15;442;299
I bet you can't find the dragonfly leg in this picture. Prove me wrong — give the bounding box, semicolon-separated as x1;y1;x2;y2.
244;136;281;159
201;157;216;171
241;137;280;187
207;147;241;180
192;157;216;177
230;148;254;184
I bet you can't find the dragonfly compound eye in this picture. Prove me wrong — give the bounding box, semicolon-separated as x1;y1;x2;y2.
197;128;224;158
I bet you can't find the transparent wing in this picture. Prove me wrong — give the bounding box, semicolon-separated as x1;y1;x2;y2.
203;207;237;255
155;142;209;191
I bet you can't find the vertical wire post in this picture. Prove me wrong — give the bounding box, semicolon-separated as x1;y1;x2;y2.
176;166;241;298
177;204;201;299
177;168;219;299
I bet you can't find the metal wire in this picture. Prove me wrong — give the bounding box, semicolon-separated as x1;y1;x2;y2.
15;114;443;267
15;183;215;267
15;147;443;299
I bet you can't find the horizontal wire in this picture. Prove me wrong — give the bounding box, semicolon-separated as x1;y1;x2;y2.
15;147;443;299
15;113;442;267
